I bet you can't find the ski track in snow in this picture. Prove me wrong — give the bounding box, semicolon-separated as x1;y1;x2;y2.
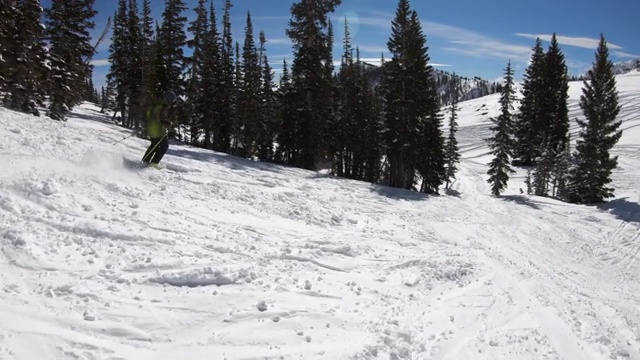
0;72;639;359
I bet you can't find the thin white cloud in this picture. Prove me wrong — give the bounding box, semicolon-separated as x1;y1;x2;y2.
514;33;623;50
613;50;640;59
266;38;291;45
354;11;532;62
423;21;531;61
91;59;110;67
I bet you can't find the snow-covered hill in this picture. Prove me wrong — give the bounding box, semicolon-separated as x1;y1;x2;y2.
611;59;640;76
0;72;639;360
577;59;640;79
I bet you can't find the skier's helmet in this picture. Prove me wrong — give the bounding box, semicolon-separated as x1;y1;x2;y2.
163;90;176;104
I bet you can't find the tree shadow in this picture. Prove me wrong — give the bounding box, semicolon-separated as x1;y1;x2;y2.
167;146;284;174
596;198;640;223
69;107;115;126
369;184;432;201
500;195;541;210
444;188;462;198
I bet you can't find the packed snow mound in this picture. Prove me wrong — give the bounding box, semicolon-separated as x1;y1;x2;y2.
0;72;639;359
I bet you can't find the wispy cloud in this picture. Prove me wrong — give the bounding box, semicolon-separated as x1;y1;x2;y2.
91;59;110;67
423;21;531;61
613;50;640;59
266;38;291;45
354;11;532;62
514;33;623;50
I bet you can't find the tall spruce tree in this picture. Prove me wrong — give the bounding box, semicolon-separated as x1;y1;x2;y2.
321;20;338;171
125;0;143;129
46;0;97;120
335;15;356;178
382;0;413;189
567;35;623;204
232;41;241;152
140;0;156;112
382;0;444;192
544;34;570;153
198;0;222;149
212;0;234;153
444;74;461;190
0;3;15;95
357;48;384;183
514;38;546;165
276;58;297;164
532;34;570;196
106;0;128;123
187;0;209;145
256;31;278;162
237;12;261;158
486;61;516;196
157;0;188;95
285;0;341;170
4;0;48;115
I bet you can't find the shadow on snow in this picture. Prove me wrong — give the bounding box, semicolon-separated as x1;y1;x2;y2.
596;197;640;223
70;107;115;126
500;195;541;210
167;146;286;175
369;184;433;201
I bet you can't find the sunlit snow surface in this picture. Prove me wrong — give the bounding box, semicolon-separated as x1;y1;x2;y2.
0;72;639;359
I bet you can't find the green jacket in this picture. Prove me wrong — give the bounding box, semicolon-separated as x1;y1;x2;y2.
146;101;169;139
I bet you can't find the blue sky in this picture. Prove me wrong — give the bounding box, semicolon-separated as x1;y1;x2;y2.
44;0;639;89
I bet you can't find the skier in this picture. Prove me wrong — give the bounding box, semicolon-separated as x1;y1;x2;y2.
142;90;176;168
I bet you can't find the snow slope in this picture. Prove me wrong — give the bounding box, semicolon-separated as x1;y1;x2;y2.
0;71;639;360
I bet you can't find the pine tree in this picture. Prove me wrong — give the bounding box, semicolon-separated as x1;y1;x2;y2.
567;34;623;204
357;49;384;183
285;0;341;170
514;38;546;165
140;0;156;112
382;0;444;192
212;0;234;153
276;58;297;164
157;0;188;95
231;41;241;153
256;31;278;162
544;33;570;154
125;0;143;129
4;0;48;115
106;0;128;122
532;33;570;197
187;0;209;145
237;11;261;158
198;0;221;149
46;0;97;120
321;20;338;171
335;15;356;177
0;1;20;95
486;61;516;196
444;74;460;190
382;0;413;189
